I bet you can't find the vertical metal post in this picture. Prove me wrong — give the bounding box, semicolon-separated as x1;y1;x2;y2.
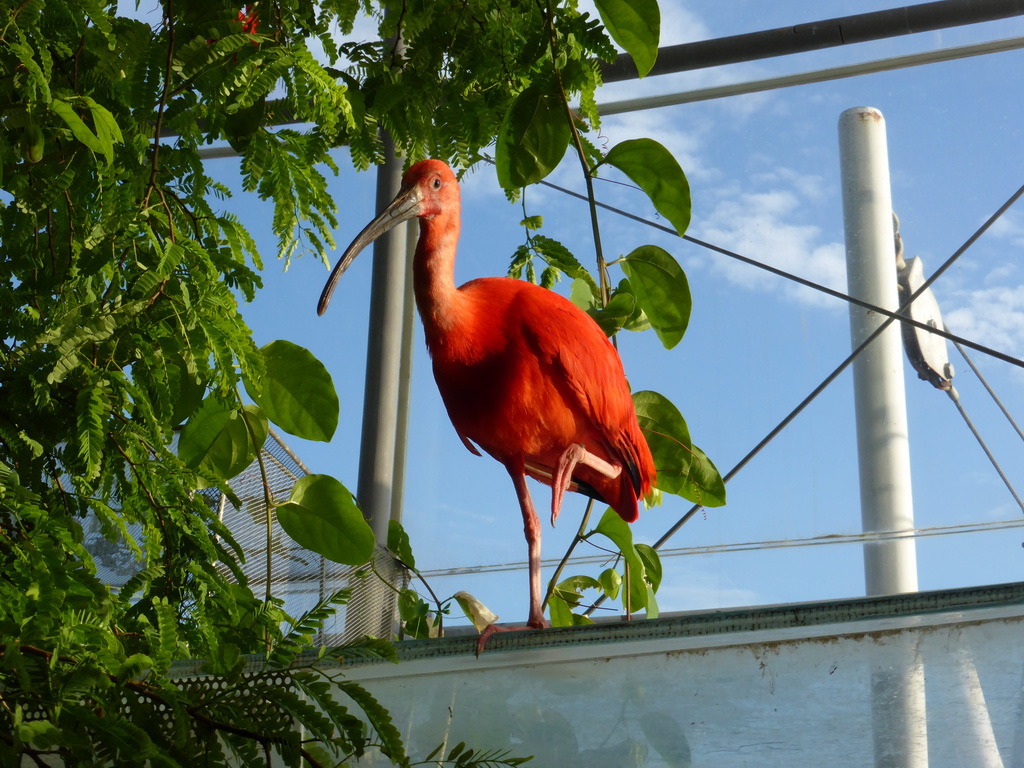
356;135;407;543
390;228;418;526
344;135;409;640
838;106;919;596
839;106;927;768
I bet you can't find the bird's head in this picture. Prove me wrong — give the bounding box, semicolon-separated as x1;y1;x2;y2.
317;159;459;316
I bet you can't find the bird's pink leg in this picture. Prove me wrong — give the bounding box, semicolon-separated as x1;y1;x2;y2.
476;459;548;656
551;444;622;526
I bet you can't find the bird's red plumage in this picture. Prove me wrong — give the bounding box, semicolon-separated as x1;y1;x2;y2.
322;158;656;638
407;160;655;523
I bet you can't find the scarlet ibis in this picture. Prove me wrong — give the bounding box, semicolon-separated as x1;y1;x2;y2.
318;159;655;646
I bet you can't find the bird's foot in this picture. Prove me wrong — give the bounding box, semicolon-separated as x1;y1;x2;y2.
475;619;547;657
551;444;622;526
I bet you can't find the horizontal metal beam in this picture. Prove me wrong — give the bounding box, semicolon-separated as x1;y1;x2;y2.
600;0;1024;82
598;35;1024;114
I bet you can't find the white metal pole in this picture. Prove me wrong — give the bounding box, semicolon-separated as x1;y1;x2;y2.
839;106;927;768
838;106;919;596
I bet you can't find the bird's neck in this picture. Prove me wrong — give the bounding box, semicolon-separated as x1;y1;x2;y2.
413;214;464;338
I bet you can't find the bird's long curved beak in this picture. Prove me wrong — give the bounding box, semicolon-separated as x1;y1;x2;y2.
317;184;422;316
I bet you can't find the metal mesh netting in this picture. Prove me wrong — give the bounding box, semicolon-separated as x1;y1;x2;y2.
84;429;405;642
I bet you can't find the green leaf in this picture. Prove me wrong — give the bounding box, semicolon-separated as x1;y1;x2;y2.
678;444;727;508
84;96;123;160
621;245;691;349
76;379;110;482
569;277;596;312
168;357;205;427
17;719;64;750
276;474;375;565
243;340;339;442
178;399;268;481
387;520;415;569
643;582;660;619
592;508;650;614
398;589;434;638
453;591;499;633
598;568;622;600
531;235;600;295
496;85;571;189
548;591;574;628
549;576;601;628
605;138;691;236
337;681;408;765
51;97;108;161
569;277;637;337
636;544;663;592
616;278;653;332
592;291;637;337
595;0;661;77
632;390;693;498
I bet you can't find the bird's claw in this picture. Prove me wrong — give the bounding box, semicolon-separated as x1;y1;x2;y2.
475;620;547;657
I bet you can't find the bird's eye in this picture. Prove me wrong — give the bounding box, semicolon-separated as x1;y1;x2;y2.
431;177;441;189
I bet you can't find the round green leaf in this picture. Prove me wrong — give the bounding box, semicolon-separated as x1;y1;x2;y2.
276;474;374;566
243;340;339;442
632;390;693;497
679;444;727;508
598;568;622;601
622;246;691;349
179;399;267;481
595;0;660;77
495;85;572;189
605;138;691;236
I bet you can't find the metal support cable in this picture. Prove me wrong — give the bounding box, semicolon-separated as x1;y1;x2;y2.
948;327;1024;444
418;517;1024;579
666;181;1024;535
534;174;1024;373
946;388;1024;513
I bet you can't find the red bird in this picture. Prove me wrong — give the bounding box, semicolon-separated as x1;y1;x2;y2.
318;159;655;646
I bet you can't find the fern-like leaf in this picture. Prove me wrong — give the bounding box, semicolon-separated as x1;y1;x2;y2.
75;378;110;483
337;680;409;767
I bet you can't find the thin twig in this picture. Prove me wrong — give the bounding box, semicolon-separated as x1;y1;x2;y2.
143;0;176;210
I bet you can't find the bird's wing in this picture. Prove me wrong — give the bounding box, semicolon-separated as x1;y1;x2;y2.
514;286;653;498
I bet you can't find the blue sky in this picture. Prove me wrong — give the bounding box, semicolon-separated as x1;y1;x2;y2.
205;3;1024;626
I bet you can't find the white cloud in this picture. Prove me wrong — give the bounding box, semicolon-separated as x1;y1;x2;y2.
944;283;1024;358
988;209;1024;249
659;2;712;46
694;181;847;308
600;110;712;182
